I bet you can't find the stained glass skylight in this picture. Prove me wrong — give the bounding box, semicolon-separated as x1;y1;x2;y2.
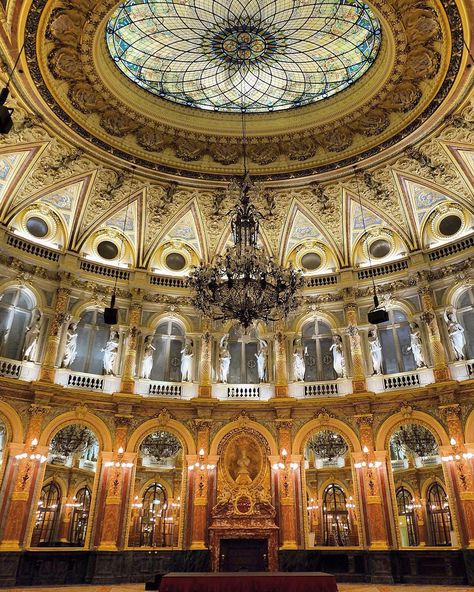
106;0;382;113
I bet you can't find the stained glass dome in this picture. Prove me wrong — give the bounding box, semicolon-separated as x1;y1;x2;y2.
106;0;382;114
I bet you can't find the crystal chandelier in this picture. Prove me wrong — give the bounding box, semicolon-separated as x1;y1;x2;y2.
307;430;348;461
391;424;438;459
189;109;303;328
140;431;182;462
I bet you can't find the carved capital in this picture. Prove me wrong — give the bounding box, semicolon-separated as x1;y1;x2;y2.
354;413;374;426
275;419;293;431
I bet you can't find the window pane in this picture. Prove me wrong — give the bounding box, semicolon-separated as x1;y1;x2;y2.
6;310;30;360
228;341;242;383
397;325;416;372
302;323;314;338
458;291;472;308
462;309;474;359
150;340;167;381
244;342;259;384
320;337;336;380
393;309;407;322
168;339;182;382
304;339;317;382
89;328;110;375
379;328;399;374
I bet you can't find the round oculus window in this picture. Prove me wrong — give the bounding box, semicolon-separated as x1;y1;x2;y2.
26;216;49;238
301;252;322;271
166;252;186;271
97;240;119;260
369;239;391;259
439;214;462;237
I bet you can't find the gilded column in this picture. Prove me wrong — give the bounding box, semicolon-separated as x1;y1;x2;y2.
276;419;298;549
274;321;289;398
190;419;213;549
198;320;212;398
418;284;450;382
120;302;142;394
0;405;49;549
345;303;367;393
39;287;71;382
98;416;134;550
439;404;474;547
354;414;390;550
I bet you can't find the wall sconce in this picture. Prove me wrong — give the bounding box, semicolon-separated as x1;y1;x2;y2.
188;448;216;471
104;447;134;468
272;448;298;471
346;496;356;510
441;437;473;462
15;436;47;463
131;495;143;509
65;496;83;508
354;446;382;469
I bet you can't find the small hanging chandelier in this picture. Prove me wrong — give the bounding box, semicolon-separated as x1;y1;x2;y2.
189;105;303;328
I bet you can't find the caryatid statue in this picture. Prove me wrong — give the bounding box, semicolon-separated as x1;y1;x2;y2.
23;309;42;362
102;330;119;375
408;322;426;368
330;334;346;378
255;339;268;382
219;335;231;383
368;328;383;375
293;337;306;381
61;322;78;368
444;310;466;361
180;338;194;382
140;335;155;379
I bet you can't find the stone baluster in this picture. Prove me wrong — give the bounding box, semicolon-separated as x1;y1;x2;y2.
345;303;367;393
418;284;450;382
39;287;71;382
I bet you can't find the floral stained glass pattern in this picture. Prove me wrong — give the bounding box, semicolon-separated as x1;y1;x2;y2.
106;0;382;113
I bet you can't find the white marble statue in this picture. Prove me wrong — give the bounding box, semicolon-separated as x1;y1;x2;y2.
180;338;194;382
255;339;268;382
368;329;383;375
140;335;155;379
219;335;231;383
408;322;426;368
102;330;119;375
445;310;466;361
293;338;306;382
330;334;346;378
61;322;78;368
22;309;42;362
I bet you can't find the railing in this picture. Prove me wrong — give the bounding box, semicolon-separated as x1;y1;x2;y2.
304;381;340;397
6;233;60;262
305;275;338;288
148;382;182;397
428;235;474;261
227;386;260;399
79;260;130;280
383;372;420;391
357;259;408;280
0;357;21;378
67;372;104;392
149;275;187;288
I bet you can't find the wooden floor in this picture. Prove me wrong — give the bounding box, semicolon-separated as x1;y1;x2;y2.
3;583;472;592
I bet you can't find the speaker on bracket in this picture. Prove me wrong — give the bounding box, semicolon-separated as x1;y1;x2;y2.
104;292;118;325
367;293;389;325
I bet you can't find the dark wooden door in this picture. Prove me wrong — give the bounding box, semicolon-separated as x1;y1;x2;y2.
220;538;268;572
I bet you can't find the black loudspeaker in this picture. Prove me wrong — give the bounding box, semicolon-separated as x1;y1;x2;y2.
368;308;389;325
0;107;13;134
104;307;118;325
104;292;117;325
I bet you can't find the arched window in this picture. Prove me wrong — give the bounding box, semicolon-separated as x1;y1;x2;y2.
377;309;416;375
323;484;350;546
427;482;452;546
31;481;61;546
302;319;335;381
455;288;474;359
0;288;36;360
228;325;260;384
70;487;91;546
150;320;185;382
396;487;418;547
139;483;171;547
71;310;111;375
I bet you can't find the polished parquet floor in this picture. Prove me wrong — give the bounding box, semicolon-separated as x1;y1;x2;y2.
3;583;472;592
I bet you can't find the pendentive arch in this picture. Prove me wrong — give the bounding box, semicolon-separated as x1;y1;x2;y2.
292;417;361;455
210;419;278;456
127;418;196;456
0;401;24;443
375;410;450;451
464;408;474;444
39;411;113;452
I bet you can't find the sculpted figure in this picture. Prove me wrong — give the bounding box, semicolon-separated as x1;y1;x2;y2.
293;338;306;381
330;334;346;378
408;322;426;368
368;329;383;375
255;339;268;382
445;311;466;361
235;446;252;485
102;331;119;375
61;322;78;368
23;310;42;362
219;335;231;383
180;338;194;382
140;335;155;379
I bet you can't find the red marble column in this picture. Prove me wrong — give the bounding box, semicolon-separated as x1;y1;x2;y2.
275;420;298;548
190;420;213;549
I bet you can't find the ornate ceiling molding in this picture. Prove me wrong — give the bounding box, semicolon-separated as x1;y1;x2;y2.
21;0;464;180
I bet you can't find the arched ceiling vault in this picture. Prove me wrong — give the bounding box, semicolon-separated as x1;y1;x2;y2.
0;0;470;272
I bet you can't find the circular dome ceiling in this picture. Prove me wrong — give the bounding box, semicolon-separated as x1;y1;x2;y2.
106;0;382;113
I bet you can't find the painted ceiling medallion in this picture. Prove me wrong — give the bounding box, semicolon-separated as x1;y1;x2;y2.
106;0;381;113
